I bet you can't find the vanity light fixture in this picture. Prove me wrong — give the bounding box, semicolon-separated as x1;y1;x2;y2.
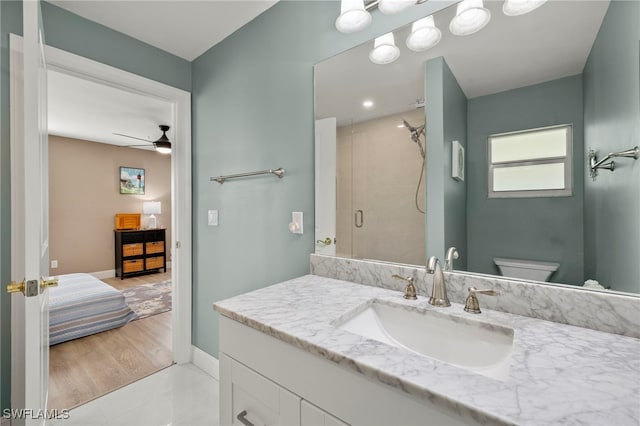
335;0;372;33
449;0;491;36
379;0;416;15
503;0;547;16
363;100;374;108
406;15;441;52
369;32;401;65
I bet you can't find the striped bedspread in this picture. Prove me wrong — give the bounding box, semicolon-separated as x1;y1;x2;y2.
49;273;137;345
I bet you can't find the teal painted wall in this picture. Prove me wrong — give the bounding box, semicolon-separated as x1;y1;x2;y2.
191;0;457;357
0;0;190;410
41;2;191;91
0;0;4;413
425;57;446;261
466;75;585;285
442;59;467;270
583;0;639;293
425;57;467;267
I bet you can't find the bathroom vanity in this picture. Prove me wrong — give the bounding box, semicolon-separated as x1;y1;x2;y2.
214;267;640;426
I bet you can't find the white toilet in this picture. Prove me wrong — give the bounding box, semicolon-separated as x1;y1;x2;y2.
493;257;560;282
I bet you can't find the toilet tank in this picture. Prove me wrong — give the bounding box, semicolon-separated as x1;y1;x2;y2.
493;257;560;282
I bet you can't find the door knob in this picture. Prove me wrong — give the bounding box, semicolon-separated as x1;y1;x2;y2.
41;276;59;290
316;237;332;246
6;277;58;295
6;280;25;294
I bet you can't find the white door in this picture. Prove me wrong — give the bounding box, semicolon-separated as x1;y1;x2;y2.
314;118;337;256
9;0;54;423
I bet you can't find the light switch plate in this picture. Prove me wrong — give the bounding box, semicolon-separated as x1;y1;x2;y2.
208;210;218;226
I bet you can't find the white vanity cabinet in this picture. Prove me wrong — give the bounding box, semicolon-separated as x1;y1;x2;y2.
301;401;348;426
220;354;301;425
220;351;349;426
219;316;472;426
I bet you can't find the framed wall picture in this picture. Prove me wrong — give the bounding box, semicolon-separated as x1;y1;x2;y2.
452;140;465;181
120;166;145;194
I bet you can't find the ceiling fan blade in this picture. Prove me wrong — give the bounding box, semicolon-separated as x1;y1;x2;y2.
113;132;153;143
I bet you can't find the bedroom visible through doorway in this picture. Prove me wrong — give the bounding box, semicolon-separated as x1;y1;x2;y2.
46;67;175;410
48;271;173;409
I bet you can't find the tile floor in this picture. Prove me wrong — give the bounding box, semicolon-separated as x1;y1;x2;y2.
49;363;219;426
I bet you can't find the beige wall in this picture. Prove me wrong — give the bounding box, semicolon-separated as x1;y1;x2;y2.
49;135;172;275
336;109;426;266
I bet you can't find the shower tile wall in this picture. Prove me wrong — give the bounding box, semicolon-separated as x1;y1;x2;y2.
336;109;426;266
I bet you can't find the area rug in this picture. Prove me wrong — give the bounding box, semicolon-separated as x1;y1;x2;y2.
123;280;172;320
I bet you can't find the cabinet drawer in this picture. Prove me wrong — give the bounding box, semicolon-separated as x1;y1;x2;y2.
231;360;281;425
121;232;144;244
145;256;164;270
145;230;165;242
123;259;144;273
146;241;164;254
122;243;143;257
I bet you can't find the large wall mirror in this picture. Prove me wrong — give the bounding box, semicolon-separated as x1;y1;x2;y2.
314;0;639;294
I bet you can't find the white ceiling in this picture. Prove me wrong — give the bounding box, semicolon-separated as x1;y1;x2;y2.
48;0;279;61
48;69;173;150
47;0;278;147
315;0;610;126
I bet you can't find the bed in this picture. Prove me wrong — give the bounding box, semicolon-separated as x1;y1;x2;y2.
49;273;137;345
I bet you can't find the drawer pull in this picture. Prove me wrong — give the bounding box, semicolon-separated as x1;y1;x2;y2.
236;410;254;426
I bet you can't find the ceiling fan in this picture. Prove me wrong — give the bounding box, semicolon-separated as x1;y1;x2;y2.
113;124;172;154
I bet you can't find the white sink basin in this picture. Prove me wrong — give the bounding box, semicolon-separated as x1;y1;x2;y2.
336;301;514;381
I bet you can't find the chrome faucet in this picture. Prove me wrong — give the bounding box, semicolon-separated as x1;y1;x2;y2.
445;247;459;271
426;256;451;307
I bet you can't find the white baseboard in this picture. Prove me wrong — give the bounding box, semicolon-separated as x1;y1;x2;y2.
90;264;171;280
90;269;116;279
192;345;219;380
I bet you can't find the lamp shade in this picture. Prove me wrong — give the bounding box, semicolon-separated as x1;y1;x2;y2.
503;0;547;16
406;15;441;52
449;0;491;36
335;0;372;33
378;0;415;15
369;32;400;65
143;201;162;215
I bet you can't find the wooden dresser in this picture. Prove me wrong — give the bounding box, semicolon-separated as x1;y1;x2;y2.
114;229;166;279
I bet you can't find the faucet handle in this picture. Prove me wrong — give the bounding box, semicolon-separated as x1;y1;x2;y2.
445;247;459;271
464;287;499;314
392;274;417;300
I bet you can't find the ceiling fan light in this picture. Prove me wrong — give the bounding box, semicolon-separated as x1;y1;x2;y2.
503;0;547;16
155;142;171;154
369;32;400;65
449;0;491;36
336;0;372;33
154;124;172;154
378;0;416;15
406;15;442;52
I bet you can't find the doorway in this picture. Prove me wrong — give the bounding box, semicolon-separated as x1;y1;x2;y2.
9;35;192;411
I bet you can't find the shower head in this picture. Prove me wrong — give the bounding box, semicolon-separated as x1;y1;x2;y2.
402;119;426;159
403;119;425;144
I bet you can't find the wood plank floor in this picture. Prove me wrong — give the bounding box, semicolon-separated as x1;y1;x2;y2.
48;271;173;410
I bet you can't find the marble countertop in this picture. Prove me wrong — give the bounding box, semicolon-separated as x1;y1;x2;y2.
214;275;640;426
